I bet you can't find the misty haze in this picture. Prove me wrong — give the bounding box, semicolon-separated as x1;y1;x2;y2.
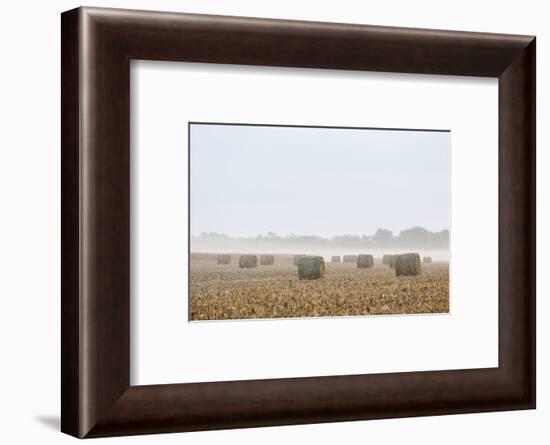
192;227;449;262
189;123;450;321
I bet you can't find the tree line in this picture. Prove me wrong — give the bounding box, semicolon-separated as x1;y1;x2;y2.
193;227;449;249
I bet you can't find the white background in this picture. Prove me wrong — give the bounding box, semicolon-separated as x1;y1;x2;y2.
132;62;498;384
0;0;546;444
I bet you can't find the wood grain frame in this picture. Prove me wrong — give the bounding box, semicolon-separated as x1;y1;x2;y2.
61;7;536;438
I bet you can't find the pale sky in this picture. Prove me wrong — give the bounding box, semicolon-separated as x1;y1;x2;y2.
190;123;450;238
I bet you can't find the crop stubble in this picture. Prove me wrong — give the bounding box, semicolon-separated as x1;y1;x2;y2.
190;255;449;320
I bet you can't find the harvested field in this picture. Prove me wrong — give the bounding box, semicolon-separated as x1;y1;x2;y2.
190;254;449;320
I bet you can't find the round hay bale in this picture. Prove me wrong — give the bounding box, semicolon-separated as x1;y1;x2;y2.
423;256;433;263
343;254;357;263
293;255;306;266
389;255;397;269
260;254;275;266
297;256;325;280
395;253;421;276
331;255;341;263
382;254;392;265
356;254;374;268
239;255;258;268
216;254;231;265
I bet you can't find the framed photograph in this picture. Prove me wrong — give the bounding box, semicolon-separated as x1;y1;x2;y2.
61;7;536;438
188;122;451;321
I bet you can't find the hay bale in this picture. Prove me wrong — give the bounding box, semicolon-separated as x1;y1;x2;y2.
356;254;374;268
297;256;325;280
382;254;392;265
389;255;397;269
395;253;421;276
343;254;357;263
293;255;306;266
423;256;433;263
331;255;341;263
239;255;258;268
216;254;231;265
260;254;275;266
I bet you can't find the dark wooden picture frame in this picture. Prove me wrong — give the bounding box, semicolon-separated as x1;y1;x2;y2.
61;7;536;438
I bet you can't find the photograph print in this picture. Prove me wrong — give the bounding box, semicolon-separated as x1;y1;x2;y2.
190;123;450;321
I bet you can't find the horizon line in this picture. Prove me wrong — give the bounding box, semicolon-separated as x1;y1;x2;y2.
191;230;450;239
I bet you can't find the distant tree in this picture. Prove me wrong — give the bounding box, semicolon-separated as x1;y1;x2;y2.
332;234;361;246
431;229;449;247
193;226;449;250
372;228;393;243
199;231;230;239
397;226;430;246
